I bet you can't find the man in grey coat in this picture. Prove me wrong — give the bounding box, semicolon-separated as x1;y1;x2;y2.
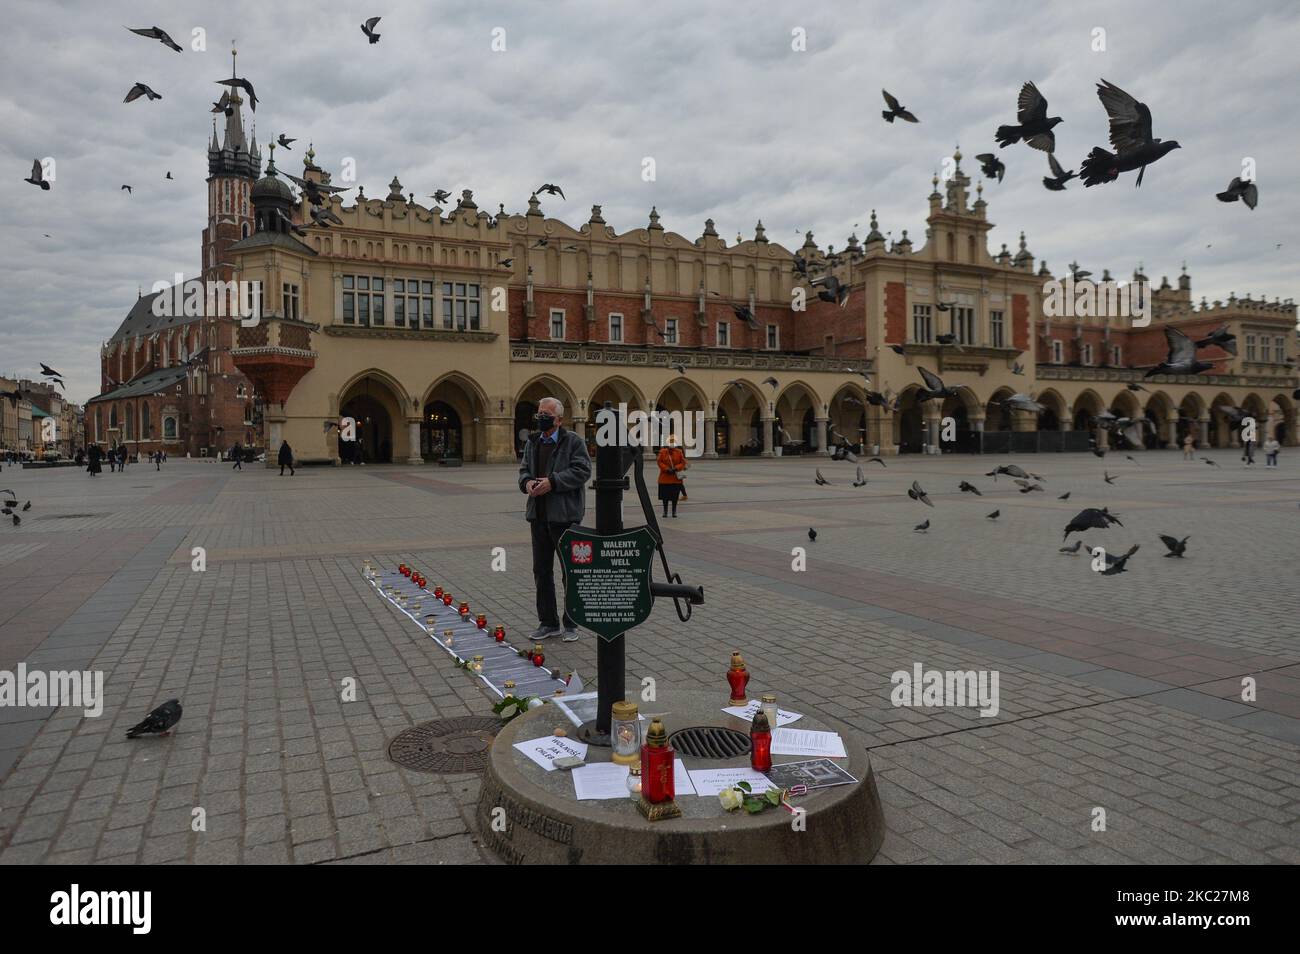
519;397;591;642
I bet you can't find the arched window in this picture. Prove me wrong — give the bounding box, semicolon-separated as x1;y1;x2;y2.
125;405;134;440
163;417;177;441
110;405;119;430
141;404;151;440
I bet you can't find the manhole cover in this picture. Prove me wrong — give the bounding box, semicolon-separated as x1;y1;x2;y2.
669;726;751;759
387;716;501;773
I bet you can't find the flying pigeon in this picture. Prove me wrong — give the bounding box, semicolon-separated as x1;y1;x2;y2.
1042;152;1076;191
807;528;817;542
935;333;964;351
126;699;182;738
214;76;258;111
1159;534;1189;557
987;510;1001;520
1059;540;1082;555
1057;492;1071;500
881;90;919;123
1080;79;1180;187
996;81;1063;152
1216;177;1257;210
1126;383;1147;392
974;153;1006;182
121;185;133;194
361;16;382;43
907;481;934;507
277;134;295;149
211;92;233;116
24;160;50;190
867;457;887;467
889;344;907;356
1103;471;1117;484
285;172;350;206
810;274;850;307
1146;327;1215;377
126;26;184;52
537;183;566;200
124;83;162;103
1093;544;1139;576
499;258;514;269
1064;507;1122;540
1201;457;1219;466
913;519;930;533
916;367;957;403
985;464;1044;482
958;481;982;495
40;364;62;378
1194;325;1237;355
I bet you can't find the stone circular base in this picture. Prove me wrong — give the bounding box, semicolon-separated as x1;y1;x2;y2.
476;688;886;864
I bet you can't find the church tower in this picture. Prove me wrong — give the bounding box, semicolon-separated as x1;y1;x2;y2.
203;47;260;283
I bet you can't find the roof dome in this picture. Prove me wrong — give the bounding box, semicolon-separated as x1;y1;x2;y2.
253;168;295;203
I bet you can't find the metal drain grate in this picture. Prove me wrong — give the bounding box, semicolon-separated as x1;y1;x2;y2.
387;716;501;774
668;726;751;759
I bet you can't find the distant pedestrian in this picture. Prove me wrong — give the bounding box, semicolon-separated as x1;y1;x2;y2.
1181;433;1195;461
231;443;243;470
278;440;295;476
1242;438;1255;465
87;444;102;476
657;436;688;518
154;450;162;471
1264;437;1280;467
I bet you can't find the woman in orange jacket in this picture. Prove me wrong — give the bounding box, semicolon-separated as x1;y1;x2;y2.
656;437;688;518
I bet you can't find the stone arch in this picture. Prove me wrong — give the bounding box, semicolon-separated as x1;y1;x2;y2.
1110;389;1141;418
587;375;646;432
985;386;1017;432
894;384;927;453
513;374;578;456
1036;388;1067;431
828;382;869;450
1071;389;1105;431
1208;392;1237;448
338;370;410;463
1270;392;1297;445
716;378;766;455
654;378;707;450
775;380;822;451
421;371;489;462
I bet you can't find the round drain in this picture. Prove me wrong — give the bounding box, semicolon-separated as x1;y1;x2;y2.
668;726;751;759
388;716;501;773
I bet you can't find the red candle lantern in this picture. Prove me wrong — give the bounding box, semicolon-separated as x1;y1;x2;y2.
417;577;427;589
637;718;682;821
400;564;410;577
727;651;751;706
476;614;488;629
493;625;505;642
434;585;443;598
442;593;454;606
750;710;773;773
531;643;545;667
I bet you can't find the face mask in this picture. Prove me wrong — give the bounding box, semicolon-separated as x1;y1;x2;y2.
536;413;555;431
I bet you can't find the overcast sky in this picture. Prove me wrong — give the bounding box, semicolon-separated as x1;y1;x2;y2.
3;0;1297;402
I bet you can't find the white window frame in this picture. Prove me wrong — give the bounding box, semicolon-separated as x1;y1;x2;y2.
1245;335;1256;361
549;309;566;341
608;313;623;343
664;318;678;345
990;310;1004;348
766;324;779;350
912;304;932;343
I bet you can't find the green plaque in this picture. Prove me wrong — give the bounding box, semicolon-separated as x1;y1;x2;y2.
559;525;657;641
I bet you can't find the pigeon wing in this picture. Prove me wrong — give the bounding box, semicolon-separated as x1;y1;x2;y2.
1164;326;1195;365
917;366;945;392
1016;81;1048;125
1097;79;1154;152
1047;153;1066;178
882;89;902;111
1242;182;1258;209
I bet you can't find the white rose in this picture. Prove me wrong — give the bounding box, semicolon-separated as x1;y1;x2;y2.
718;787;744;811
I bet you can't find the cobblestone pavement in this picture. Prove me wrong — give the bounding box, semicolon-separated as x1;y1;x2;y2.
0;449;1296;864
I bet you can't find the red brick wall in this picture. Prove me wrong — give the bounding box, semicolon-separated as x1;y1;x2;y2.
1012;294;1030;352
884;282;906;344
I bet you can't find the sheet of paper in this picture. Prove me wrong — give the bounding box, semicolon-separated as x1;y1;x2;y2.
572;762;630;800
721;699;803;727
765;758;858;790
671;759;697;796
772;728;847;758
512;735;589;771
687;766;777;797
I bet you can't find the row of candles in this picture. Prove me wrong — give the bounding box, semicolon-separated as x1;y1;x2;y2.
367;560;549;671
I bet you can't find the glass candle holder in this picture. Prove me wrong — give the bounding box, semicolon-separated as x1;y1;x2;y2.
442;593;454;606
434;586;444;598
493;625;505;642
626;764;643;798
471;655;484;674
750;711;773;773
363;560;373;577
761;693;778;728
424;615;436;629
727;651;750;706
531;644;545;667
476;614;488;630
610;701;641;765
640;718;675;804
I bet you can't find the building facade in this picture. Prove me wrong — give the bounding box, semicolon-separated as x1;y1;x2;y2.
227;142;1296;465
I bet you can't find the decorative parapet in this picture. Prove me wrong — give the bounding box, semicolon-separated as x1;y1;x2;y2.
1037;364;1297;390
323;326;498;344
508;342;871;375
